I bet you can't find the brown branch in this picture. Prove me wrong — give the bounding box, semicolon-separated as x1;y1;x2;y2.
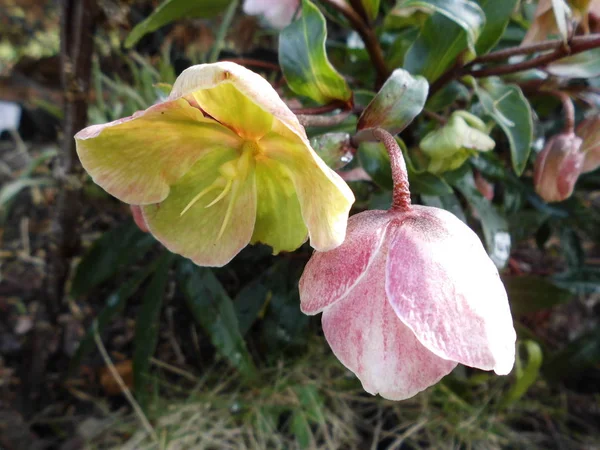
320;0;389;86
430;34;600;96
291;100;348;114
222;58;280;72
47;0;98;307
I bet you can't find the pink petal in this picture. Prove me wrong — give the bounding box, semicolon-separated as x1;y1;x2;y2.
299;210;391;315
385;206;516;375
322;251;457;401
130;205;148;233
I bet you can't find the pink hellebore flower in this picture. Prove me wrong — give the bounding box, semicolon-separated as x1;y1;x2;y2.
299;130;516;401
575;115;600;173
243;0;300;29
75;62;354;266
534;132;584;203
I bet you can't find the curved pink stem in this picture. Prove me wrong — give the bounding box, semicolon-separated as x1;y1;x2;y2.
372;128;411;211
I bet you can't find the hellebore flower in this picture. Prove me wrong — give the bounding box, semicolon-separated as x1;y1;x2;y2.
419;111;495;174
243;0;300;29
575;115;600;173
299;129;516;401
534;132;584;203
75;62;354;266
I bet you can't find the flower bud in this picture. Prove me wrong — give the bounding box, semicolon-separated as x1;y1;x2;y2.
575;115;600;173
534;132;584;203
420;111;495;174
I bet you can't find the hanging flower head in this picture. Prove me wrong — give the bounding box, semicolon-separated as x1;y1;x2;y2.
534;132;584;203
299;129;516;401
76;62;354;266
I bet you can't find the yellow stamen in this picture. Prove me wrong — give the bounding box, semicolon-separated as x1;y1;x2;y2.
180;182;223;217
217;180;239;240
205;178;233;208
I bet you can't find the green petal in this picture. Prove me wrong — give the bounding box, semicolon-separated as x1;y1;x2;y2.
192;83;273;140
75;98;241;205
142;148;257;267
260;121;355;251
251;157;307;254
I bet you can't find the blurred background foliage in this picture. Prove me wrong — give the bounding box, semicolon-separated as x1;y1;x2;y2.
1;0;599;449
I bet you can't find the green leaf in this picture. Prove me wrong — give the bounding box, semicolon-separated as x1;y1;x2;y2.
70;222;156;297
426;80;469;112
133;252;175;406
69;258;161;374
279;0;352;104
177;261;257;378
125;0;232;48
399;0;485;52
501;340;543;407
290;411;314;449
475;78;533;175
451;170;511;268
475;0;518;54
502;275;573;316
421;193;467;222
403;13;468;82
360;0;381;22
309;132;354;170
357;68;429;136
547;48;600;78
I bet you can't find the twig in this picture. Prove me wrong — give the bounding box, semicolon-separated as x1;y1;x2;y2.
297;110;351;127
372;128;411;211
291;101;348;114
93;321;158;443
222;58;280;71
320;0;389;85
549;90;575;134
430;34;600;96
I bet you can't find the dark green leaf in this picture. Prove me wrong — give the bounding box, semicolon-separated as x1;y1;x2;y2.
399;0;485;52
502;275;573;316
475;0;518;54
125;0;231;48
475;78;533;175
133;252;175;405
543;328;600;383
553;267;600;294
547;48;600;78
425;80;469;112
71;222;156;297
69;257;161;374
403;13;468;82
279;0;352;104
452;170;511;268
177;261;256;378
290;411;313;449
357;68;428;136
357;142;393;190
309;132;354;170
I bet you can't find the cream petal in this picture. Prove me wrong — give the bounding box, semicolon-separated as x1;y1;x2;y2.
322;250;457;401
385;206;516;375
299;210;391;315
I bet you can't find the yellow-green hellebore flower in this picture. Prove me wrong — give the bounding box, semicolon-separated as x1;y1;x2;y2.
420;111;495;174
75;62;355;266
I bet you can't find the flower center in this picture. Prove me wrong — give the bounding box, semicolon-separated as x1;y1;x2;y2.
179;141;259;239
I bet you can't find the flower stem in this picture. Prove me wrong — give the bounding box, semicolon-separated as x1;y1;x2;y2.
209;0;239;63
372;128;411;211
550;91;575;134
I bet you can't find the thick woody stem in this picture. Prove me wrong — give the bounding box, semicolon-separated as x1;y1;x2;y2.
550;91;575;134
372;128;411;211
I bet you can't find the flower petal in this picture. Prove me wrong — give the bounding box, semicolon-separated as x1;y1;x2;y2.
75;98;241;205
322;251;457;401
251;157;308;254
261;121;355;251
299;210;392;315
141;148;257;267
169;62;306;140
385;206;516;375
